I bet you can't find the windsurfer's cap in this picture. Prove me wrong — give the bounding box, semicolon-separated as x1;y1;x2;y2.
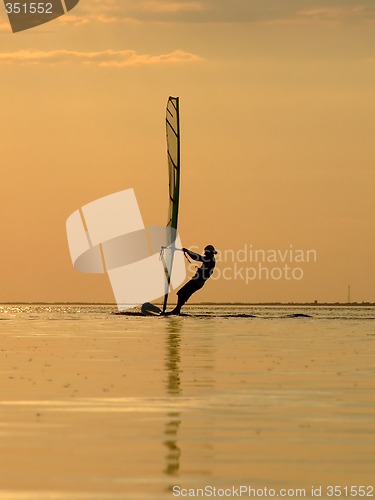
204;245;217;254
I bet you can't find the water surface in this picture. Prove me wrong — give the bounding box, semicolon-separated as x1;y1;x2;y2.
0;305;374;499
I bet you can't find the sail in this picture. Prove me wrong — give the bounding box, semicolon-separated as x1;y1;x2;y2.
166;97;181;229
162;96;181;312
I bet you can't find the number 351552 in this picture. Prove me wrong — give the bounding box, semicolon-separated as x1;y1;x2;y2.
5;3;53;14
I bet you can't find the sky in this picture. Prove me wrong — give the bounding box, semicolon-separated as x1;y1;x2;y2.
0;0;374;304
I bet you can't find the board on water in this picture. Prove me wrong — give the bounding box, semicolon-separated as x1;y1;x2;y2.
141;302;162;316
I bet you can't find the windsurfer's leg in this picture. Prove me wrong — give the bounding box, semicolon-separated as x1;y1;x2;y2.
165;279;203;315
166;283;193;315
168;295;185;315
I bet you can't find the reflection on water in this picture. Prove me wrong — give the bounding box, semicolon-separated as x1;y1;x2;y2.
165;319;182;396
163;317;217;484
0;305;374;499
164;318;182;478
164;411;181;477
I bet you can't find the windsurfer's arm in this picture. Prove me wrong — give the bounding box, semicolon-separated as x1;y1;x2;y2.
182;248;204;262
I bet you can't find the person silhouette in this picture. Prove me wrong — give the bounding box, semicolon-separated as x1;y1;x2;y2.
166;245;217;315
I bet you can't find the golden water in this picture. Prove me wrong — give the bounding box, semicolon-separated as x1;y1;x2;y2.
0;305;374;499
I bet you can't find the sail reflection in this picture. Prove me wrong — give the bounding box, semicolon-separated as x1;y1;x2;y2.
163;318;216;484
164;319;182;477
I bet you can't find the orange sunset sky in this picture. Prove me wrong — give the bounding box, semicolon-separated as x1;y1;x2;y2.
0;0;374;304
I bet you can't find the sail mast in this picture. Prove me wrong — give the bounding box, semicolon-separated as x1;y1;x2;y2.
163;96;181;313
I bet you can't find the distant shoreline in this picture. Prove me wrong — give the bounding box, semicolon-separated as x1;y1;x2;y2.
1;302;374;307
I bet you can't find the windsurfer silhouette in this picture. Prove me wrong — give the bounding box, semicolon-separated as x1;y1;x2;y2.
166;245;217;315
